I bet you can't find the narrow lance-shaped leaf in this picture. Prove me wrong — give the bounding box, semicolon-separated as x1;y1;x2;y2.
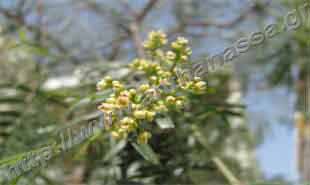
131;143;160;165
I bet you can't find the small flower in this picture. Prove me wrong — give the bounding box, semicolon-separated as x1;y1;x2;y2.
106;97;116;104
132;103;142;110
146;111;156;121
159;78;170;86
180;55;188;62
171;37;192;63
175;100;184;109
112;81;124;90
177;37;189;45
111;131;120;138
139;84;150;92
96;80;107;91
120;117;137;132
171;42;181;50
129;89;137;98
194;81;207;92
116;95;130;107
143;30;167;51
194;76;202;81
155;49;165;60
166;51;176;60
120;117;135;125
98;103;114;113
185;47;192;55
166;96;176;104
133;110;147;119
137;131;152;144
184;81;194;89
149;76;158;84
146;88;157;94
96;76;113;90
111;130;128;139
129;59;140;69
153;100;168;113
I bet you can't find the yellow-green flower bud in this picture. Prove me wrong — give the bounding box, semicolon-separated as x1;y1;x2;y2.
166;51;176;60
120;117;135;125
146;111;156;121
112;81;124;90
195;81;206;91
97;76;113;90
180;55;188;62
143;30;167;51
98;103;114;113
149;76;158;84
117;95;130;107
163;71;172;78
177;37;189;45
194;76;202;81
159;78;170;86
153;100;167;112
137;131;152;144
145;88;158;97
111;130;128;139
129;89;137;99
131;103;142;110
96;80;107;90
133;110;147;119
130;59;141;69
106;97;116;104
166;96;176;104
120;117;137;132
185;47;192;55
139;84;150;92
111;131;120;138
171;42;181;50
157;70;165;76
155;49;165;59
175;100;184;109
104;76;113;83
184;81;194;89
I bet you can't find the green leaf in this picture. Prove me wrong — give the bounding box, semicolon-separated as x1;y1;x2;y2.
10;175;21;185
18;29;27;42
104;140;127;161
29;46;49;56
131;143;160;165
66;90;111;117
156;117;175;129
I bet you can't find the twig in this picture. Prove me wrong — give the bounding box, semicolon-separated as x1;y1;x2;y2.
194;129;244;185
136;0;159;23
186;7;254;28
0;7;80;63
129;22;145;58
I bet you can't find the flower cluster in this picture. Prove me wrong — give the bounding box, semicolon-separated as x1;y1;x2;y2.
169;37;192;63
97;31;207;144
143;30;167;52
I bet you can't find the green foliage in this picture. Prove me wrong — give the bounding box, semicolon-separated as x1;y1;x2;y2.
0;0;289;184
0;32;258;185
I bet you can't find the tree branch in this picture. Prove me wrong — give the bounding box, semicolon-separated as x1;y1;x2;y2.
185;7;254;28
136;0;159;23
0;7;80;63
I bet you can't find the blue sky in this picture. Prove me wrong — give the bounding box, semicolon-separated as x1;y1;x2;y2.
256;124;298;181
244;81;299;182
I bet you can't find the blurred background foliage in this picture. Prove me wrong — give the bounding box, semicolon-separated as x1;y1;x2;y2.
0;0;307;184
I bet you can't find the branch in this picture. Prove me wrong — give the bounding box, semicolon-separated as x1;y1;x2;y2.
136;0;159;23
186;7;254;28
0;7;80;63
129;22;145;58
129;0;160;57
